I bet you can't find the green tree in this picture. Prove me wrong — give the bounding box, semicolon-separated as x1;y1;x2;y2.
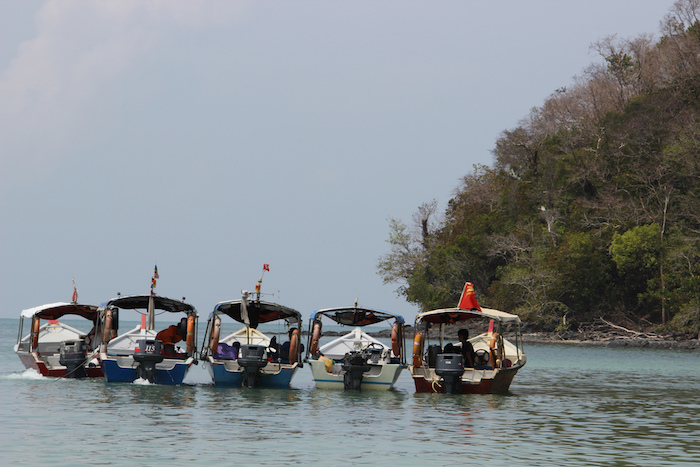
610;224;663;320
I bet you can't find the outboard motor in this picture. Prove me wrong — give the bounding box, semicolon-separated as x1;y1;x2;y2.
238;344;267;388
342;351;370;391
435;354;464;394
133;339;164;383
59;340;88;378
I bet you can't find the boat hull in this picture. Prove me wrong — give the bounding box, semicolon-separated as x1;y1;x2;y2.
101;356;193;385
411;365;521;394
204;359;298;388
309;359;404;391
15;350;103;378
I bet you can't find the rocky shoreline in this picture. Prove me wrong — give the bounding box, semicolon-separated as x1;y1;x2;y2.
521;332;700;349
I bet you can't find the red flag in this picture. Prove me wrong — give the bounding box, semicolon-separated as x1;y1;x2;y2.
151;265;159;295
458;282;481;311
72;279;78;304
263;264;270;272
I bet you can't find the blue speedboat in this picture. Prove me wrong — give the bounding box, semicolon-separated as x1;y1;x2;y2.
200;290;303;388
98;293;198;385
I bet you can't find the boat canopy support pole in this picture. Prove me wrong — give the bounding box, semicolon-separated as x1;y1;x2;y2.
147;295;155;330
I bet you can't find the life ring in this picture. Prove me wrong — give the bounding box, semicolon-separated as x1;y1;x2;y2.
210;316;221;355
489;332;501;368
186;315;195;354
289;328;301;364
412;331;424;368
31;317;40;350
102;309;113;345
309;320;322;356
391;323;401;357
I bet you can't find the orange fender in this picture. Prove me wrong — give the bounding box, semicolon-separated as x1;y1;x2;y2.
289;328;301;364
310;321;322;356
391;323;401;358
31;317;40;351
186;315;195;354
102;309;113;345
489;332;501;368
412;331;424;367
210;316;221;355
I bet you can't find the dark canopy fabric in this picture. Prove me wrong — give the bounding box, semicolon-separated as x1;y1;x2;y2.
214;300;301;329
28;303;99;321
310;307;404;326
106;295;196;314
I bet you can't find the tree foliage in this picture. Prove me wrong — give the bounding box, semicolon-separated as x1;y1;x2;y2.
378;1;700;335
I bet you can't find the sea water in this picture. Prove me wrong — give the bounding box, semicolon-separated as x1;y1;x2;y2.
1;318;698;466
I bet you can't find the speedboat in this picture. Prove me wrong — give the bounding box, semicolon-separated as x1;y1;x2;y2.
14;302;103;378
98;294;198;385
410;282;526;394
305;303;406;391
200;291;303;388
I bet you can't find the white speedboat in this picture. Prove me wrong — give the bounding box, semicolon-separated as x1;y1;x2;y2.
14;302;103;378
98;294;198;385
305;303;406;391
200;291;303;388
409;282;526;394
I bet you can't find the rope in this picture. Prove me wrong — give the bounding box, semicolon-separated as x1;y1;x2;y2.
50;351;97;382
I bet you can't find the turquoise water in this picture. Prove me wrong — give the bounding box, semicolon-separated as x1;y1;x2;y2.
1;318;699;466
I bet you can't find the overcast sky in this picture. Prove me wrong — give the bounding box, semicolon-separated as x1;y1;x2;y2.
0;0;677;322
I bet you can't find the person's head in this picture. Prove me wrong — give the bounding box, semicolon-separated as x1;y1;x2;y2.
288;327;298;339
458;329;469;341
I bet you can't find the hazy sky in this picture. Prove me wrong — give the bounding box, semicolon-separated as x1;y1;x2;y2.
0;1;677;322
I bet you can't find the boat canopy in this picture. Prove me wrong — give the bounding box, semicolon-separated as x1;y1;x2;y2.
416;307;521;325
103;295;196;314
20;302;99;320
310;307;404;326
213;299;301;328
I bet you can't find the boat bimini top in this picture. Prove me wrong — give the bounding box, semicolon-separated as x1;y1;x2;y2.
20;302;99;321
102;295;197;315
211;294;302;329
310;306;404;327
415;307;521;326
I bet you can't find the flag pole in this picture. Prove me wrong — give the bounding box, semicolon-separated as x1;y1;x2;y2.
72;279;78;305
148;265;159;330
255;264;270;300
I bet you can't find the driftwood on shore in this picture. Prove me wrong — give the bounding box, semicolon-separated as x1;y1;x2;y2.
521;319;700;350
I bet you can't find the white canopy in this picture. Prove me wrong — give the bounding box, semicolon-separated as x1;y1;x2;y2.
20;302;72;319
416;306;522;325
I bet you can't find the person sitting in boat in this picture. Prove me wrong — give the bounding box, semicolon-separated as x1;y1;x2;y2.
156;317;187;355
267;335;280;361
280;328;304;364
457;329;476;368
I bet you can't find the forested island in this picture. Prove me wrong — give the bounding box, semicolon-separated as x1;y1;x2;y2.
378;1;700;345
